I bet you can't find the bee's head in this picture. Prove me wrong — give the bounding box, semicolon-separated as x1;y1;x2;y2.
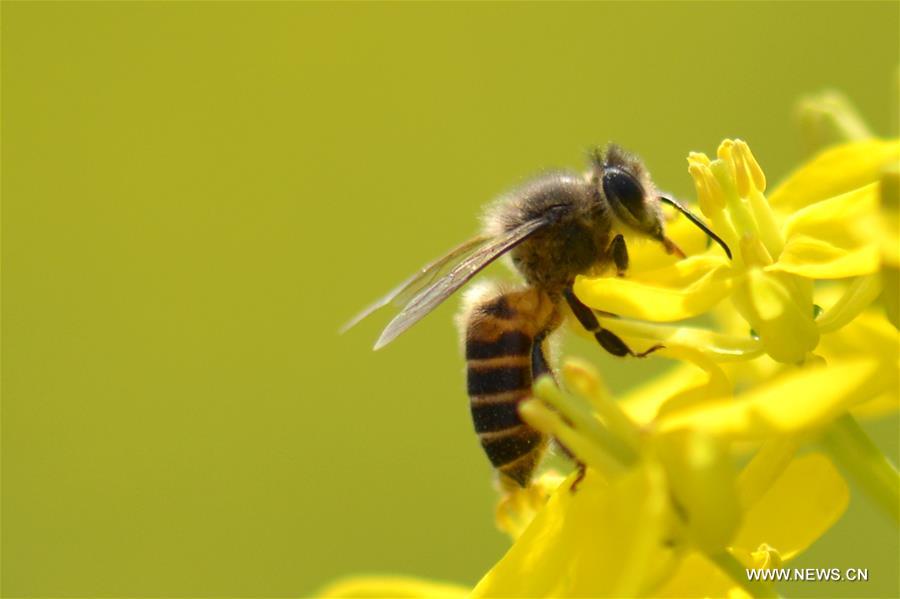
590;144;731;260
591;144;666;240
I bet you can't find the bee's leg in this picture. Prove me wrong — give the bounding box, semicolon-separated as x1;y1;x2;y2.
531;329;555;383
551;434;586;494
608;234;628;277
533;327;587;492
563;288;663;358
570;462;587;493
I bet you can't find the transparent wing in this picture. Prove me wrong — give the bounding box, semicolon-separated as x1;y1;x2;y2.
340;234;490;334
374;216;552;349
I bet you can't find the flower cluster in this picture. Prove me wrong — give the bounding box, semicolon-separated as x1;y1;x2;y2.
321;97;899;598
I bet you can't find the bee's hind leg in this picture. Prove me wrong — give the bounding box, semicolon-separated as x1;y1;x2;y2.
563;288;663;358
571;462;587;493
551;438;587;493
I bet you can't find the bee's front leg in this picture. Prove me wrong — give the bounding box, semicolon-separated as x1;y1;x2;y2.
563;288;662;358
608;234;628;277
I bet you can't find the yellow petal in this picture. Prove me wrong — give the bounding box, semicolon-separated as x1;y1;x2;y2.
826;310;899;355
819;305;900;417
595;316;764;362
880;165;900;267
655;551;749;599
768;139;900;211
732;453;849;560
471;466;678;598
619;363;701;426
816;284;897;345
653;347;735;419
626;213;711;273
708;303;791;388
816;275;882;334
574;256;734;321
655;430;741;553
658;360;890;440
769;184;880;278
883;266;900;328
736;438;800;510
880;166;900;323
852;391;900;419
495;471;565;540
563;312;764;364
730;270;819;364
318;576;469;598
814;294;900;416
770;238;879;279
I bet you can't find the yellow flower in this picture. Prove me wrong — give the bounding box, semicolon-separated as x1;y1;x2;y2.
789;89;900;329
710;293;900;420
318;576;469;598
574;139;899;364
619;330;899;523
656;452;848;598
473;464;679;598
318;360;859;598
323;123;898;597
876;164;900;327
472;360;854;598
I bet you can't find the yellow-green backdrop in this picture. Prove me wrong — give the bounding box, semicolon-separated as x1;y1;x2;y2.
3;2;898;597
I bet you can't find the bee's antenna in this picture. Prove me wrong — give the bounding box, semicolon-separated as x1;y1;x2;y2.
658;195;732;260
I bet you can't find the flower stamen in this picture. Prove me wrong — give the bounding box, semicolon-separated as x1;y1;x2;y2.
519;395;622;478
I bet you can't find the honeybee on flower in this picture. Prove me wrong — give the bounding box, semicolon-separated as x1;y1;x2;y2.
325;92;899;599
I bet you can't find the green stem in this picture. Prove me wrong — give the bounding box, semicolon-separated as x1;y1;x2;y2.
796;90;873;155
820;413;900;523
708;550;781;599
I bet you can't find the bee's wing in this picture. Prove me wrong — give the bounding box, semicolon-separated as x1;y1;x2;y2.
340;234;491;334
373;216;552;350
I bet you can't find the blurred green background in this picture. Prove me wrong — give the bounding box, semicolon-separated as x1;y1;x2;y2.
2;2;898;597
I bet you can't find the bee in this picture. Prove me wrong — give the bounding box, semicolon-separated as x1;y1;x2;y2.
344;144;731;489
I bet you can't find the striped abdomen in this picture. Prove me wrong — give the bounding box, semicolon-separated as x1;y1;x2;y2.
463;286;559;488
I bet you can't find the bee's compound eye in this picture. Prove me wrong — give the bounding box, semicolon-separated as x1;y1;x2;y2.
602;169;645;211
